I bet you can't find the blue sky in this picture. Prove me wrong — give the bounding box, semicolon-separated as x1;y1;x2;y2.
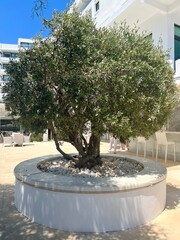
0;0;72;44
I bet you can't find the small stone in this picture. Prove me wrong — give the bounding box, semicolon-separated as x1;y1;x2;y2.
37;157;144;178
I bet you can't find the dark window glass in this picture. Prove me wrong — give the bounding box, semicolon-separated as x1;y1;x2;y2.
3;52;11;58
95;1;99;12
174;25;180;62
2;52;18;58
0;119;20;132
2;75;10;81
2;64;9;70
20;42;33;49
11;53;18;58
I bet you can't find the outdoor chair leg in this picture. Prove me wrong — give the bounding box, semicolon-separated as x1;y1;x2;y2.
137;144;139;156
156;144;158;161
165;145;167;163
144;142;146;158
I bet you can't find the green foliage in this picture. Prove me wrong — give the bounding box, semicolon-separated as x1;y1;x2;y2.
30;132;43;142
3;9;177;162
32;0;48;17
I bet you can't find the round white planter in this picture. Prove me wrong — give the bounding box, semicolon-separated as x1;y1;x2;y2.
14;154;167;233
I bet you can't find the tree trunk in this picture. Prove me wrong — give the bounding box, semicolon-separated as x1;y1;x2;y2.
87;133;100;157
72;135;86;157
75;132;102;169
51;120;102;168
50;121;75;161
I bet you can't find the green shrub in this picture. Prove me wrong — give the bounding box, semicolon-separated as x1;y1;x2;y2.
30;132;43;142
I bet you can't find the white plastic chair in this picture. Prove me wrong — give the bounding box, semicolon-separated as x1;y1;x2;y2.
136;136;154;158
155;132;176;163
2;136;13;146
23;135;30;143
12;133;24;146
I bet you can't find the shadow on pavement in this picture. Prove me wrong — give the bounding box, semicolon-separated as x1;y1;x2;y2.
166;184;180;210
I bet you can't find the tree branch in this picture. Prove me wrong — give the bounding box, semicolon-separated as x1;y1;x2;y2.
50;121;74;160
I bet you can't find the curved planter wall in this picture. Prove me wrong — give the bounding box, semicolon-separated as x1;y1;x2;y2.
14;154;167;233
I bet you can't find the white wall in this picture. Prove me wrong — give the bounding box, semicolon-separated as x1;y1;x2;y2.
82;0;180;66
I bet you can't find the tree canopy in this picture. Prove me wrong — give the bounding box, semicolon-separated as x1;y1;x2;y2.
3;9;177;167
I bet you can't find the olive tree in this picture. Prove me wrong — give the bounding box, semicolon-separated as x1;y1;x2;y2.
3;10;177;168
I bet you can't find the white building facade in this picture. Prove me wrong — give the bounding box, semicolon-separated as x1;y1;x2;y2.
0;43;18;103
74;0;180;83
0;38;33;132
0;38;33;103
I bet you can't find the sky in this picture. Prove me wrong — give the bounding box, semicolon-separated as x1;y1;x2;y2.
0;0;73;44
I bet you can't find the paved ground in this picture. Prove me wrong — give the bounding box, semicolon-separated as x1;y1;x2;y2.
0;141;180;240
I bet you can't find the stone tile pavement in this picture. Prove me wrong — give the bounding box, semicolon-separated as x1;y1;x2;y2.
0;141;180;240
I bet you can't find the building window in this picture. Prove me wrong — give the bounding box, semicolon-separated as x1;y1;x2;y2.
11;53;18;58
95;1;99;12
20;42;33;49
2;52;11;58
2;52;18;58
2;64;9;70
174;24;180;62
2;75;10;81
